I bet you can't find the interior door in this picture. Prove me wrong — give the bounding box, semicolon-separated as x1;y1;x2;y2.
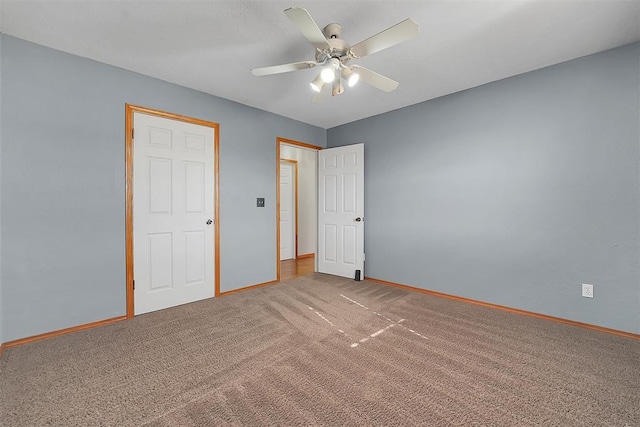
280;160;296;261
133;112;215;315
318;143;364;279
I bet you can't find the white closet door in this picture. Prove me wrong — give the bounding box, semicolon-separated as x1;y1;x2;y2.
133;112;215;315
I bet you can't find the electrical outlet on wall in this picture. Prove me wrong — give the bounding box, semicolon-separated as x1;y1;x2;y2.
582;284;594;298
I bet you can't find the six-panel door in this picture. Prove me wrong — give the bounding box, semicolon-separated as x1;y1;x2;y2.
133;113;215;315
318;143;364;279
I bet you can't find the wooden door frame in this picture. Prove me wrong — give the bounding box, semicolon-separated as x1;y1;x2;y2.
276;137;322;281
125;104;221;318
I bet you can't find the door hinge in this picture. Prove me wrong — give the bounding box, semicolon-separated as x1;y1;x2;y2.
131;128;134;139
133;280;135;290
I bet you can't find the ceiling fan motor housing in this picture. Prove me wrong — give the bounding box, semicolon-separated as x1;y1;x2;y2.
323;23;343;38
316;23;351;64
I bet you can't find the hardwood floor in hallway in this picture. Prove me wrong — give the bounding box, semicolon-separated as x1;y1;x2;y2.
281;256;315;280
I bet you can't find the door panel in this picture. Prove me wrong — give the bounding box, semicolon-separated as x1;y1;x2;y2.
133;112;215;315
149;158;172;213
280;161;296;261
318;144;364;279
323;175;337;212
185;161;205;212
185;230;205;284
148;232;173;290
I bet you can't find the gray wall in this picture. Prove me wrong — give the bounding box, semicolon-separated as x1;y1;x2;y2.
328;43;640;334
0;35;326;342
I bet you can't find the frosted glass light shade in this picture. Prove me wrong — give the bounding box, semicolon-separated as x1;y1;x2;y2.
310;74;324;92
321;67;336;83
348;72;359;87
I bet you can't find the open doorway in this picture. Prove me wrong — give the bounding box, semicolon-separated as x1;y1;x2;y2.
276;137;322;280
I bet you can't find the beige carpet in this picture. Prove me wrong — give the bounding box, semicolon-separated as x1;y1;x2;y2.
1;273;639;426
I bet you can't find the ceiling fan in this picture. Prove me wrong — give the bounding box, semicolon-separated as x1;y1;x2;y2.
251;7;419;102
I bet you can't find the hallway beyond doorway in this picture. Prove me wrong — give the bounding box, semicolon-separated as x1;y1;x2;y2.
280;256;314;281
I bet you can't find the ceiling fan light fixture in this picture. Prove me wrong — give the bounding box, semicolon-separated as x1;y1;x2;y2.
321;58;341;83
348;73;359;87
251;8;418;102
341;67;360;88
320;67;335;83
310;74;325;92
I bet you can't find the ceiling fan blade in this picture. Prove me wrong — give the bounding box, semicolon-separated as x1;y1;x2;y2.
284;7;331;51
352;66;399;92
251;61;318;77
350;18;418;58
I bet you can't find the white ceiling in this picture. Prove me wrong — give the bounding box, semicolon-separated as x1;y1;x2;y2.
2;1;639;129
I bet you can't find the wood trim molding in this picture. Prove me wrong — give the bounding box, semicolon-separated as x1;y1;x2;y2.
367;277;640;341
218;280;279;297
1;316;127;353
125;106;134;318
293;160;298;259
126;104;220;128
125;104;221;314
297;253;315;259
214;121;221;297
276;141;281;281
278;137;322;151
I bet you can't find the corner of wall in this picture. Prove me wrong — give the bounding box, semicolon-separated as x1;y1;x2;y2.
326;43;640;334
